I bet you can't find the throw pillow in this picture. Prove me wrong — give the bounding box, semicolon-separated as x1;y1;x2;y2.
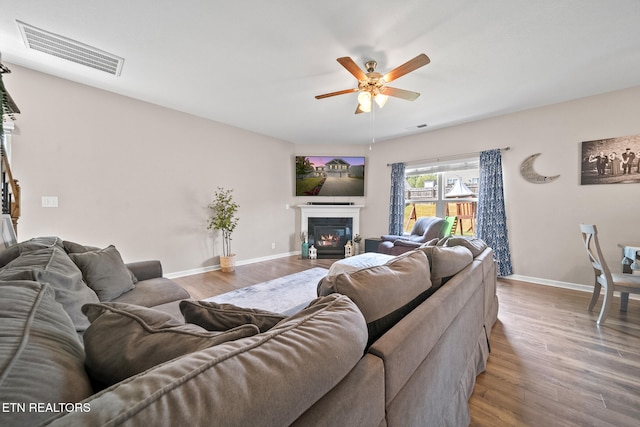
69;245;136;301
62;240;101;254
418;245;474;287
318;250;432;345
82;302;260;386
64;240;138;284
180;300;287;333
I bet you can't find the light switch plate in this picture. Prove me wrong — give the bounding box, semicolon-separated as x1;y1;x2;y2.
42;196;59;208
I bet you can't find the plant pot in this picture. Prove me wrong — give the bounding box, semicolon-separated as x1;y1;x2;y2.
220;254;236;273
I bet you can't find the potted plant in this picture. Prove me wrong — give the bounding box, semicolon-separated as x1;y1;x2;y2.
207;187;239;272
353;234;362;255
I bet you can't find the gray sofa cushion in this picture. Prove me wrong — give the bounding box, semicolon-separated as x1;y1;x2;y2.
444;236;488;257
68;245;136;301
64;241;139;284
82;302;260;386
62;240;101;254
180;300;287;333
0;236;64;267
325;252;394;278
62;240;100;254
112;277;190;307
0;281;93;427
318;250;432;344
0;247;99;331
418;245;474;287
47;294;368;427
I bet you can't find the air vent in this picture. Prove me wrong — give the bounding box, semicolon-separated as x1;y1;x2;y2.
17;20;124;76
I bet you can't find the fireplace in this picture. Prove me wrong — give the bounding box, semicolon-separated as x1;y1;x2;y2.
308;217;353;258
298;204;363;259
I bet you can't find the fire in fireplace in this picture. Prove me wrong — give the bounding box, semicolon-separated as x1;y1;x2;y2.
308;217;353;258
316;229;342;247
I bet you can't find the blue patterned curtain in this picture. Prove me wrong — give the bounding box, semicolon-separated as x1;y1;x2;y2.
388;162;405;235
477;149;513;276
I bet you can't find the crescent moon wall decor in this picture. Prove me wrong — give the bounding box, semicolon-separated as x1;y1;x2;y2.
520;153;560;184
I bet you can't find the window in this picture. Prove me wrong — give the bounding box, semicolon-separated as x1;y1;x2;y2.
404;157;479;236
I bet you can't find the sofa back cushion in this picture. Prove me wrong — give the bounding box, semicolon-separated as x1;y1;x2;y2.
82;302;260;386
0;236;64;268
0;281;93;427
0;247;99;331
46;295;368;427
440;236;488;257
418;245;474;287
318;250;432;344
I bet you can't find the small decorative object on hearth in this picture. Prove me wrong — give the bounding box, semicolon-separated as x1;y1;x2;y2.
353;234;362;255
300;231;309;259
309;244;317;259
207;187;239;273
344;240;353;258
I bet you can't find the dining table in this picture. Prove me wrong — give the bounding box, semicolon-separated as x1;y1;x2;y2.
618;243;640;274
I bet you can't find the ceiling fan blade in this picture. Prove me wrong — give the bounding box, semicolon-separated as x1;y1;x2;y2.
382;86;420;101
337;57;367;81
383;53;430;83
315;88;359;99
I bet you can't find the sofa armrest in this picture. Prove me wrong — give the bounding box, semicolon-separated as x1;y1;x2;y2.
392;240;422;248
380;233;409;242
126;260;163;281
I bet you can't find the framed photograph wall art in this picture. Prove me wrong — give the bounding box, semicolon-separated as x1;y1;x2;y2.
580;134;640;185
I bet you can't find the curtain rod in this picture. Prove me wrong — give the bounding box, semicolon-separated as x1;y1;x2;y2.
387;146;510;167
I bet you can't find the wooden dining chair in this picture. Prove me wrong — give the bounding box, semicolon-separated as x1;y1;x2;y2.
579;224;640;325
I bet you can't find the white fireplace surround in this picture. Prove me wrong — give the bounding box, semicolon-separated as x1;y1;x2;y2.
298;205;363;240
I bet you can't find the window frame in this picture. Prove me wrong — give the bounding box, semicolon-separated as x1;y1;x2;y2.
404;156;479;232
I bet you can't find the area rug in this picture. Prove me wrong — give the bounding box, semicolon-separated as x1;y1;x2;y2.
204;267;328;315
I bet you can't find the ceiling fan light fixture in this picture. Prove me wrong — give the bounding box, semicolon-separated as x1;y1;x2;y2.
315;54;430;115
358;91;372;111
374;94;388;108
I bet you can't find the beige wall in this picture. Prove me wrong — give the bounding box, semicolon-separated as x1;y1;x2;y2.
8;64;302;274
6;63;640;286
365;86;640;286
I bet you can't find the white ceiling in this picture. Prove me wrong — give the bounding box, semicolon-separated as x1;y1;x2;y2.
1;0;640;145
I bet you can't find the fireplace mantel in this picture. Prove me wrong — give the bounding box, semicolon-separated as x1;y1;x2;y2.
297;204;364;238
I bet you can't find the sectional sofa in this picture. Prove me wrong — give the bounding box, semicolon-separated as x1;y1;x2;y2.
0;235;497;426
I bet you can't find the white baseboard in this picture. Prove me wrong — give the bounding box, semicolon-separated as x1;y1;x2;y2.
505;274;640;300
165;251;299;279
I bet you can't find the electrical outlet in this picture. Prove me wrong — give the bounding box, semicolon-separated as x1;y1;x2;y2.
271;243;276;249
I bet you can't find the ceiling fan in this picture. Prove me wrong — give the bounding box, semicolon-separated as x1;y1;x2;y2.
315;53;430;114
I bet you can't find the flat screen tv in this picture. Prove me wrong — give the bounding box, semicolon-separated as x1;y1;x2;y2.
295;156;365;197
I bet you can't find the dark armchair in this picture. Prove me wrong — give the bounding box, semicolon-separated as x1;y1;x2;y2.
378;216;447;256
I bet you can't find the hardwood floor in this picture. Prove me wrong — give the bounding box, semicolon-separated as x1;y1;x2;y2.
173;256;335;300
173;257;640;426
470;278;640;427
